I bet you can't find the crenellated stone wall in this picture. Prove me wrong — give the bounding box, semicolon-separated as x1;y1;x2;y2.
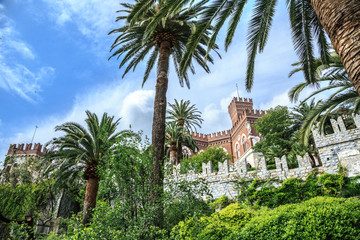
167;154;338;199
312;115;360;177
168;115;360;199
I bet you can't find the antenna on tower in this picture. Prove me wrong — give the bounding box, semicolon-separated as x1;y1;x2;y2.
31;126;38;144
236;83;240;99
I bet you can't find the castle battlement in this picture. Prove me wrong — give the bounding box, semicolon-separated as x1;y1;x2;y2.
312;115;360;148
168;152;342;199
245;109;266;117
191;130;231;141
7;143;46;157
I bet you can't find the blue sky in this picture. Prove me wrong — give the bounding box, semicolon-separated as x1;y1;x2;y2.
0;0;323;164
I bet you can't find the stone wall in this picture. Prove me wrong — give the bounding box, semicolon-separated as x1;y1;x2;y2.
168;115;360;199
167;154;338;199
313;115;360;177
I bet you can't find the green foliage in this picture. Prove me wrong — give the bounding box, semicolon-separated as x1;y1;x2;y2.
234;171;360;208
7;222;32;240
209;195;232;210
171;197;360;240
253;105;317;167
3;156;11;166
170;203;254;240
164;177;213;232
180;146;232;173
229;197;360;240
0;181;51;220
253;106;293;159
49;133;213;239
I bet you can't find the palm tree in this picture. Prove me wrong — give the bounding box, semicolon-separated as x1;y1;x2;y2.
165;121;198;165
290;100;321;167
109;1;219;226
132;0;360;94
290;99;317;132
289;53;360;146
44;111;127;225
167;99;203;162
167;99;203;131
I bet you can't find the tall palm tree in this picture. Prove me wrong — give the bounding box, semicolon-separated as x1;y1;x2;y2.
167;99;203;162
132;0;360;95
108;1;219;227
44;111;127;225
165;121;198;165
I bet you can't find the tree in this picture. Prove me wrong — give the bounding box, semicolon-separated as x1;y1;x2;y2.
109;1;219;226
289;53;360;146
133;0;360;95
167;99;203;162
44;111;126;225
180;146;232;173
253;106;294;161
167;99;204;132
165;121;198;165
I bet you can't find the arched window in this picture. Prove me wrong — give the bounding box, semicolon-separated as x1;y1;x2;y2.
242;135;247;153
182;146;191;158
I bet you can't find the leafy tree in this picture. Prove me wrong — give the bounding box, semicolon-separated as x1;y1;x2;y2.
253;106;293;160
44;111;127;225
47;134;213;239
181;146;232;173
167;99;203;162
109;1;219;226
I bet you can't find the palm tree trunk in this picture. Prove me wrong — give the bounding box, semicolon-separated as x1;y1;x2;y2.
151;40;171;227
176;142;183;164
176;122;185;163
310;0;360;93
82;177;99;226
170;144;177;165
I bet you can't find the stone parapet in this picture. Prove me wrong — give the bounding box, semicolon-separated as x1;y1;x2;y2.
167;153;340;199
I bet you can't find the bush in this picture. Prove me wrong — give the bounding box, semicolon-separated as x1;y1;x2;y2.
171;203;254;240
229;197;360;240
180;147;232;173
171;197;360;240
235;171;360;208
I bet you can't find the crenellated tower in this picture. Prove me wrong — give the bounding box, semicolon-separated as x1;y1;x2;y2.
191;96;266;164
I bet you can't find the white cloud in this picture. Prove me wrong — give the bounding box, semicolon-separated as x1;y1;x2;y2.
0;80;155;162
259;90;294;110
41;0;122;56
0;5;55;102
0;64;55;103
0;10;35;60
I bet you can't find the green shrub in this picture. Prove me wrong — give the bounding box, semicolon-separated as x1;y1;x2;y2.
229;197;360;240
171;197;360;240
209;196;231;210
171;203;254;240
180;147;232;173
235;171;360;208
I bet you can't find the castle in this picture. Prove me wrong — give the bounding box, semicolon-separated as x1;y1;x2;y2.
189;97;266;167
169;114;360;199
5;143;46;165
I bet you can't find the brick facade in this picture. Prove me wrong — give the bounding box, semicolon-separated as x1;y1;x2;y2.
190;97;266;163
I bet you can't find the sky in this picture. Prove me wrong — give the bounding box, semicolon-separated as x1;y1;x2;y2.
0;0;325;164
